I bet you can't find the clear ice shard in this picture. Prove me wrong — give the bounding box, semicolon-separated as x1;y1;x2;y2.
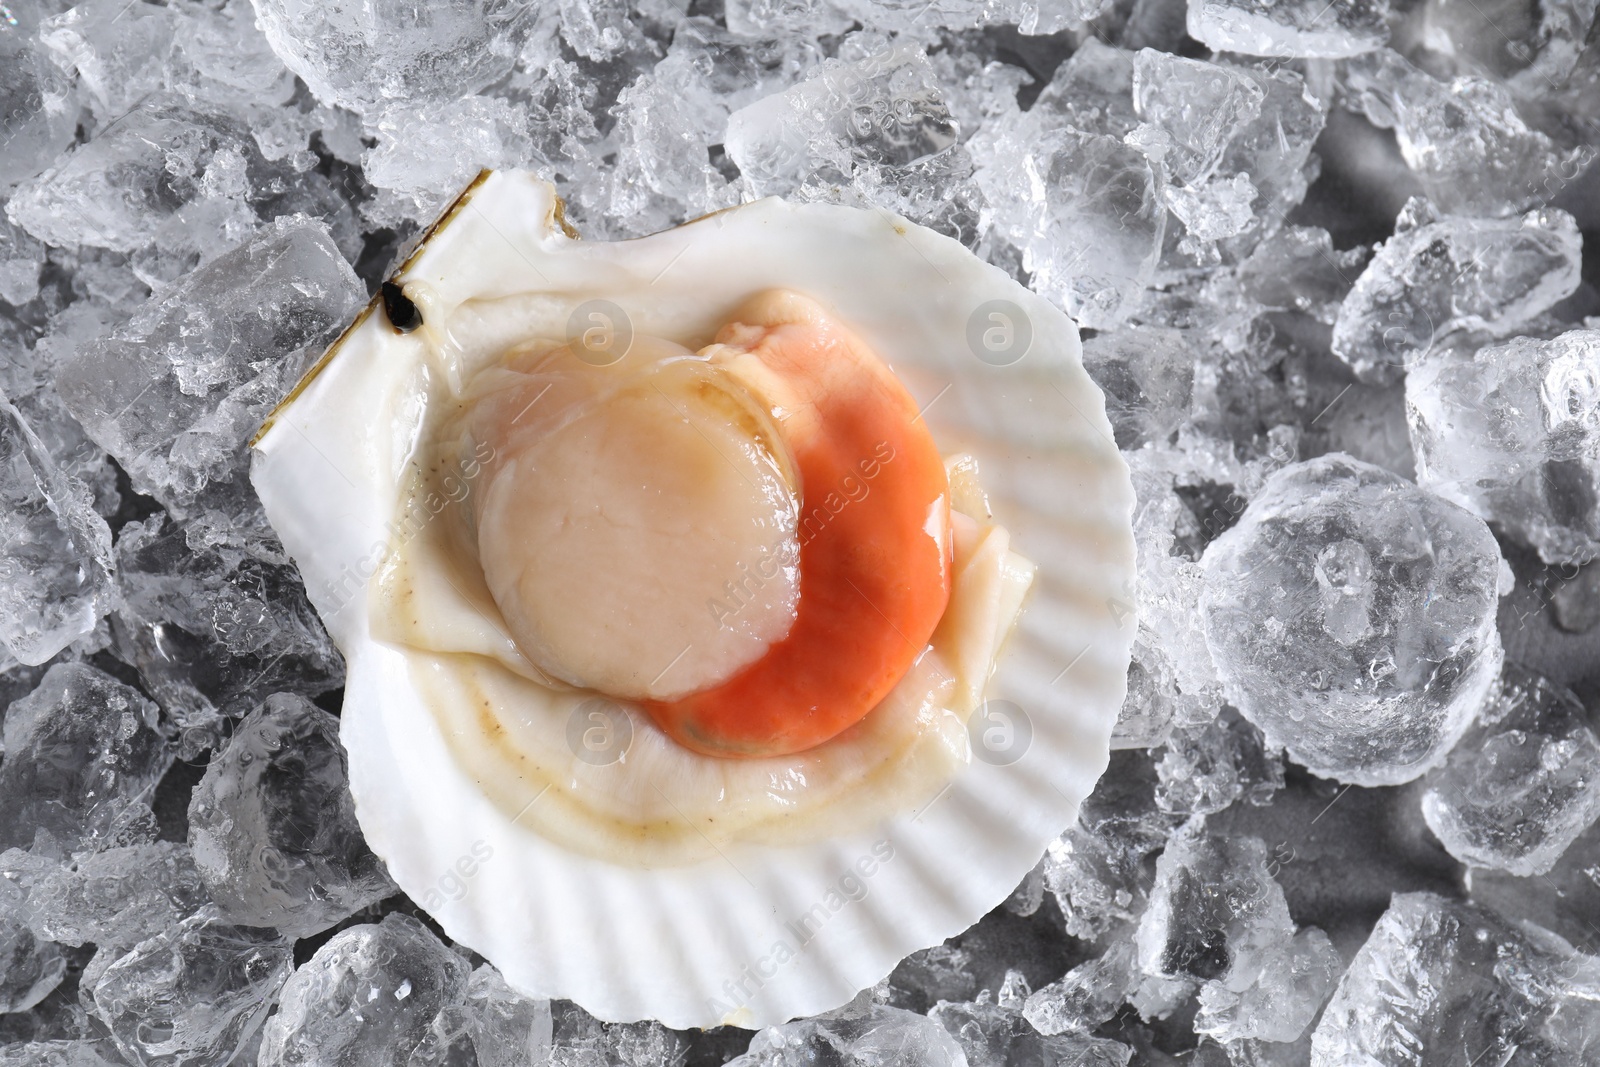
407;965;553;1067
0;663;172;854
1186;0;1389;58
1041;751;1177;941
1408;328;1600;565
1200;454;1504;786
1311;892;1600;1066
723;38;980;243
112;509;346;751
0;917;65;1014
5;94;359;281
1130;50;1265;188
728;994;970;1067
0;842;210;948
1330;199;1582;384
1420;665;1600;876
248;0;534;114
1343;49;1594;216
0;396;114;666
54;216;364;513
257;913;472;1067
90;907;294;1067
188;694;395;937
1136;825;1339;1045
0;0;79;191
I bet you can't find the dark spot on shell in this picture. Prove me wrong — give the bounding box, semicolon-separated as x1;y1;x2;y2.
382;281;423;333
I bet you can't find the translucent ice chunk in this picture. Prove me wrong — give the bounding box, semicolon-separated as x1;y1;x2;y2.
249;0;533;113
1311;892;1600;1065
1155;710;1284;816
113;509;345;750
40;0;176;120
364;95;541;223
0;842;210;947
168;0;299;110
5;95;359;279
407;965;552;1067
0;215;45;307
189;694;394;937
1343;49;1593;216
0;397;114;666
975;118;1164;328
724;39;980;243
258;914;471;1067
612;19;820;219
0;1041;120;1067
0;1;80;191
0;663;172;853
1136;826;1339;1045
1330;201;1581;384
728;995;968;1067
1414;0;1599;97
91;908;293;1067
1200;454;1505;786
1131;50;1264;187
0;918;64;1014
1082;326;1197;452
55;216;363;512
929;989;1134;1067
724;0;854;38
1187;0;1389;58
1408;329;1600;565
1420;665;1600;876
1042;751;1178;940
1023;939;1139;1036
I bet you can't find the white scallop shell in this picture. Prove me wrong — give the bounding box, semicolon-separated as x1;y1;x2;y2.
251;171;1135;1029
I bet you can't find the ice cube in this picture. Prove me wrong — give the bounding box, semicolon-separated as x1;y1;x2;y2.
406;965;551;1067
1330;201;1582;384
1083;326;1197;452
1131;50;1265;187
364;95;541;225
0;397;114;666
1311;892;1600;1064
0;663;171;854
1155;710;1284;817
1200;454;1505;786
0;842;210;948
724;38;981;244
39;0;176;121
188;694;394;937
112;509;345;751
611;19;821;221
724;0;854;38
1343;49;1593;216
168;0;299;111
0;215;45;307
728;994;968;1067
974;117;1165;328
1042;751;1179;941
0;1;80;191
1136;826;1339;1045
1186;0;1389;58
55;215;364;512
90;907;294;1067
1408;329;1600;566
257;913;471;1067
1223;226;1371;325
929;988;1135;1067
0;1042;120;1066
1420;665;1600;876
249;0;533;113
1022;939;1139;1037
0;918;64;1014
1411;0;1597;99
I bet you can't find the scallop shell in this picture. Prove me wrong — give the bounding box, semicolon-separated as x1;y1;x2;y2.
251;170;1135;1028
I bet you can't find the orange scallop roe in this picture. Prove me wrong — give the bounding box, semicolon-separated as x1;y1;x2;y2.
642;291;953;758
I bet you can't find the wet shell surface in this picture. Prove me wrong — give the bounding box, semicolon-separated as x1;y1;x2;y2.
251;170;1135;1028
